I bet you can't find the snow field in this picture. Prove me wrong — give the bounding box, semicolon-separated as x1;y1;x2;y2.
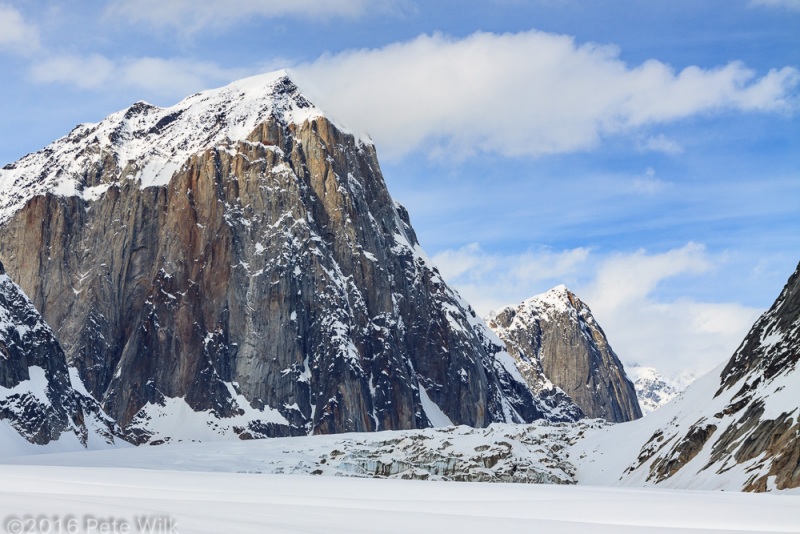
0;465;798;534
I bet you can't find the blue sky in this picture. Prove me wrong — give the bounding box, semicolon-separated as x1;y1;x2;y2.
0;0;798;376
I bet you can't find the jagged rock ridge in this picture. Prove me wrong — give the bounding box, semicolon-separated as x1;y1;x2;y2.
487;285;642;423
0;70;577;443
608;260;800;491
0;260;119;447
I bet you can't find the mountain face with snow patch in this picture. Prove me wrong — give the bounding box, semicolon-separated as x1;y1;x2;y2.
0;71;570;443
575;260;800;492
487;286;642;423
0;260;119;447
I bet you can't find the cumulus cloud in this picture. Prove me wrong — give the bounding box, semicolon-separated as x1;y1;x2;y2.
30;55;251;99
0;3;40;55
433;242;762;378
432;243;592;316
22;30;799;156
292;31;799;159
580;245;761;376
104;0;393;32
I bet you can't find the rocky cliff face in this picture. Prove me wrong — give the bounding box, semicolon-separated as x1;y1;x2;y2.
0;260;119;446
0;71;568;443
487;286;642;423
616;260;800;491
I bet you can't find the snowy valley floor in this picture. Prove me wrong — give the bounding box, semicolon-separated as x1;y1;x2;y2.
0;464;798;534
1;425;799;534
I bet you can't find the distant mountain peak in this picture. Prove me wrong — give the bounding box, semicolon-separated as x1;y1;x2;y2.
625;364;696;415
488;286;642;423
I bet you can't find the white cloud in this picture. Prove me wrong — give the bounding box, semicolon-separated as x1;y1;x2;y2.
750;0;800;11
292;31;799;159
0;4;40;55
639;134;683;155
632;167;671;196
30;54;115;89
432;243;592;316
117;58;251;96
582;243;713;311
104;0;392;32
434;242;762;378
21;30;799;157
29;55;251;100
570;244;762;376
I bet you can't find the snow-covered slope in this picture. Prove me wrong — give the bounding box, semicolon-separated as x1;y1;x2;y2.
0;70;331;222
573;260;800;491
626;364;696;415
1;420;797;532
0;465;796;534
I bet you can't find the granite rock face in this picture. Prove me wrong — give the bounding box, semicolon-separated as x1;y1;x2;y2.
0;260;119;446
487;285;642;423
0;71;561;443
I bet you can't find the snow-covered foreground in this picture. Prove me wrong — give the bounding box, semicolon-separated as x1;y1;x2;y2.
0;464;798;534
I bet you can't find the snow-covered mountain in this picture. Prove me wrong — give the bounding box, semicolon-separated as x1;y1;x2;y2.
626;364;696;415
0;70;324;223
0;257;797;492
0;260;121;451
574;259;800;491
2;67;795;494
487;286;641;422
0;70;576;444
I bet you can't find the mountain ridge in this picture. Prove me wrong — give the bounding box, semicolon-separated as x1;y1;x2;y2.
0;71;576;443
573;259;800;491
0;70;348;223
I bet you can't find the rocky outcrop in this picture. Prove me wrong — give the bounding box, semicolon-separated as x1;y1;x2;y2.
0;260;119;446
619;260;800;491
487;286;642;423
0;71;562;443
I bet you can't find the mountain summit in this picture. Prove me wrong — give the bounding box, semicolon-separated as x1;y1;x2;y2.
0;71;572;443
0;70;329;222
487;285;642;423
